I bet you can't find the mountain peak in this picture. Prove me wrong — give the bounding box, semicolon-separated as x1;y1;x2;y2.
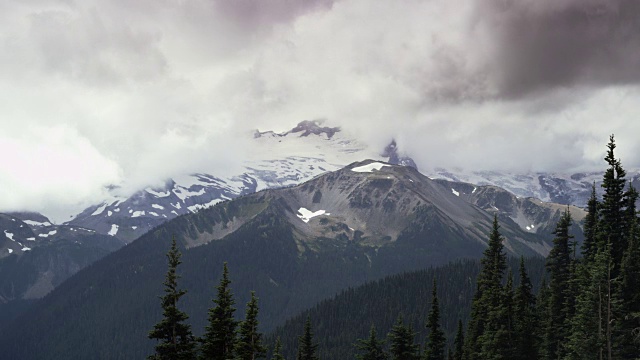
254;120;341;139
288;120;340;138
382;140;418;170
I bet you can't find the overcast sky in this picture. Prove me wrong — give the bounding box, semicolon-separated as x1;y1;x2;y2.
2;0;640;219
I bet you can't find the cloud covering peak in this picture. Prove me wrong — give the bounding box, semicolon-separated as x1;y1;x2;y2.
2;0;640;219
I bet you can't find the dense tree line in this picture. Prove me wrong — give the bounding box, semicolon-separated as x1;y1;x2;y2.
148;136;639;359
148;238;323;360
462;135;640;360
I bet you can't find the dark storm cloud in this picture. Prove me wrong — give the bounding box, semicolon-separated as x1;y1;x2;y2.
476;0;640;97
214;0;335;29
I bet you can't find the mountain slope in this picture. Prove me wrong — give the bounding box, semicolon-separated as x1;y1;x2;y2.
0;212;125;326
59;119;632;247
66;120;375;243
268;257;547;360
0;160;574;359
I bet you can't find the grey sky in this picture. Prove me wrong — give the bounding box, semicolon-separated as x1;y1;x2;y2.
1;0;639;218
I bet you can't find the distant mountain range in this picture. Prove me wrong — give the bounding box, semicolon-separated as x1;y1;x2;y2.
52;121;640;245
2;119;626;312
4;120;634;250
0;159;586;359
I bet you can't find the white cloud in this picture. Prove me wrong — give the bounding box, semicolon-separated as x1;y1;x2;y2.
1;0;639;219
0;125;121;222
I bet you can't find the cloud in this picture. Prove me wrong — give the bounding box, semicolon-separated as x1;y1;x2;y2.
0;125;121;222
474;0;640;97
1;0;640;219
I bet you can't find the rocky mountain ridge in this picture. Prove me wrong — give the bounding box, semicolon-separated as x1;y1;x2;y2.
59;120;625;245
0;159;587;359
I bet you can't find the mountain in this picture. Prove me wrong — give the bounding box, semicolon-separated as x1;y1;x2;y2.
0;160;581;359
0;212;124;324
60;120;636;246
430;168;640;208
66;120;376;243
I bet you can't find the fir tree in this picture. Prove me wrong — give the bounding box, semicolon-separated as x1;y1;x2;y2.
614;186;640;359
513;257;537;360
235;292;267;360
270;338;285;360
480;271;515;360
201;262;238;360
355;325;387;360
296;317;319;360
424;279;446;360
535;279;551;360
148;237;196;360
388;316;420;360
565;261;599;360
582;183;599;262
464;216;506;360
452;320;463;360
544;209;573;360
600;134;627;274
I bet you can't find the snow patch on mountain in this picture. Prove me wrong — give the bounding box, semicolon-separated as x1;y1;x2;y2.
297;208;330;223
23;220;52;227
108;224;119;236
38;230;57;238
91;204;107;216
352;162;389;173
146;189;171;197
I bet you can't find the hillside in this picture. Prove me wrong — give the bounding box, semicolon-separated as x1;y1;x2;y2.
0;160;576;359
267;257;547;359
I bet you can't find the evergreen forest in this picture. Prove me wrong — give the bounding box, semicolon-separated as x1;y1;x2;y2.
147;135;640;359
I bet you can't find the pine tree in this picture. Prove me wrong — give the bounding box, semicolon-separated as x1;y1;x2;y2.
452;320;463;360
566;245;613;360
424;279;446;360
235;292;267;360
355;325;387;360
201;262;238;360
480;271;515;360
544;209;573;360
600;134;627;274
297;317;319;360
565;261;600;360
148;237;196;360
582;183;599;262
512;257;537;360
614;185;640;359
464;216;506;360
535;279;551;360
270;338;285;360
388;316;420;360
594;135;629;359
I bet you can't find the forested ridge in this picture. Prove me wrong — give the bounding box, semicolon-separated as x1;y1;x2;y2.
146;135;639;360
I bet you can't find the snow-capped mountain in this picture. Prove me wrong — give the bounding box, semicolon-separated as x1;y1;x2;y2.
61;119;639;243
0;211;123;302
0;160;590;359
67;120;379;242
429;168;640;209
0;212;114;259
